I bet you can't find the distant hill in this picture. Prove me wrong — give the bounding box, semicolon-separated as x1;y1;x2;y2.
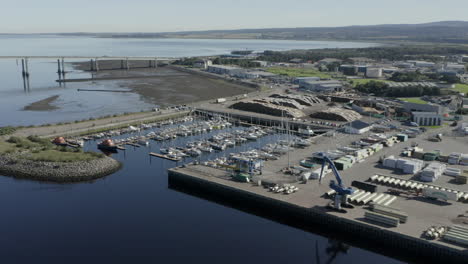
60;21;468;43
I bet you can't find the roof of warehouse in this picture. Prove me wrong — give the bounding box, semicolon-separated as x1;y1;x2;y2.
346;120;371;129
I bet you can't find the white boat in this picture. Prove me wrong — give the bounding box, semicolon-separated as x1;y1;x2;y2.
187;148;202;157
211;143;226;151
272;145;289;154
138;139;149;146
258;152;278;160
294;138;311;147
200;146;213;153
298;127;314;136
245;133;258;140
160;147;174;154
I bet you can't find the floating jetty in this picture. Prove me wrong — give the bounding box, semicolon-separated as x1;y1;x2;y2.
149;152;181;162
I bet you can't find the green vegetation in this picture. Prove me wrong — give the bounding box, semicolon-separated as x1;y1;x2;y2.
453;83;468;94
259;45;468;63
265;67;331;78
355;81;441;97
0;126;17;136
398;97;428;104
389;72;429;82
0;136;103;162
27;150;103;163
350;79;386;87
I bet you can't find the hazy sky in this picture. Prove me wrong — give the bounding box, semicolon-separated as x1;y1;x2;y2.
2;0;467;33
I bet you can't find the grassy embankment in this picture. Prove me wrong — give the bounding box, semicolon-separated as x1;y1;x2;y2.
397;97;428;104
265;67;332;79
0;127;17;136
0;136;103;163
349;78;387;86
453;83;468;94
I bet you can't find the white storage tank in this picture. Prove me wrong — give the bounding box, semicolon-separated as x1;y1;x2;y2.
366;67;383;78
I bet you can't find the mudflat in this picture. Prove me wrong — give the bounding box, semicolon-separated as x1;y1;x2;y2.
72;61;255;106
23;95;60;111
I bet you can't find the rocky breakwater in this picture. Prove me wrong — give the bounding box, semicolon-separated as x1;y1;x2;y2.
0;154;121;183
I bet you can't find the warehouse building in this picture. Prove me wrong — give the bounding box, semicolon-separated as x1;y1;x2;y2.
207;65;244;76
235;71;278;79
403;102;442;114
344;120;372;134
412;112;442;126
193;59;212;69
293;77;321;85
300;80;343;93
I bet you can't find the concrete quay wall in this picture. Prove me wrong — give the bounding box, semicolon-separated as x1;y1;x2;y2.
168;168;467;264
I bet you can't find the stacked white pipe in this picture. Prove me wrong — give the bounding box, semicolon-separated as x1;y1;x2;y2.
420;162;446;182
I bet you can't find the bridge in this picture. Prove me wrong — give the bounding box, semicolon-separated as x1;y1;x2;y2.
0;56;181;76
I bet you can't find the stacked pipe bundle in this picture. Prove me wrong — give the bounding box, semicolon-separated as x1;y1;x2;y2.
383;156;423;174
448;152;461;165
444;167;461;177
460;154;468;166
420;162;447;182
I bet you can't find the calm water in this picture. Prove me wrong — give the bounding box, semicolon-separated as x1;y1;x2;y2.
0;120;403;263
0;35;379;126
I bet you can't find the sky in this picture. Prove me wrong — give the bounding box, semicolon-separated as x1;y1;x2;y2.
1;0;468;33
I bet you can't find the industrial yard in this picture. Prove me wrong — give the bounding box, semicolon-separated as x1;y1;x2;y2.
169;113;468;262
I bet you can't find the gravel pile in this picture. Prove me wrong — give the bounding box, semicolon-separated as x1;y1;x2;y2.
0;154;121;183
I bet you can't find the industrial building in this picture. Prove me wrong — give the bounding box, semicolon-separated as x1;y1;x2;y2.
316;58;342;65
207;65;244;76
234;71;277;79
193;59;212;69
403;102;442;114
366;67;383;78
300;80;343;93
444;64;466;74
293;77;321;85
339;65;358;76
407;61;436;68
462;98;468;109
412;112;442;126
343;120;372;134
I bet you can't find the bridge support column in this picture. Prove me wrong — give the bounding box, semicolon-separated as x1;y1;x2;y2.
121;60;125;69
61;58;65;74
95;59;99;71
90;59;94;71
57;59;62;74
22;58;30;77
154;58;157;68
126;58;129;70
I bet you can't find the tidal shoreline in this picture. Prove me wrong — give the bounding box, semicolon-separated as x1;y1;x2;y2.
0;154;121;183
23;95;60;111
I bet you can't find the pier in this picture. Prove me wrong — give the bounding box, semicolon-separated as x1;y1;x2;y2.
149;152;181;162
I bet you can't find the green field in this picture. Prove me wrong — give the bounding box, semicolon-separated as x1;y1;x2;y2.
453;83;468;94
265;67;331;79
398;97;428;104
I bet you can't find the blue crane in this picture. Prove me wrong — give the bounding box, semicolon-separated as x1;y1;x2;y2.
317;152;355;212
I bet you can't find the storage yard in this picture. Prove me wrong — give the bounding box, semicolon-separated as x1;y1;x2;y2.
169;117;468;262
